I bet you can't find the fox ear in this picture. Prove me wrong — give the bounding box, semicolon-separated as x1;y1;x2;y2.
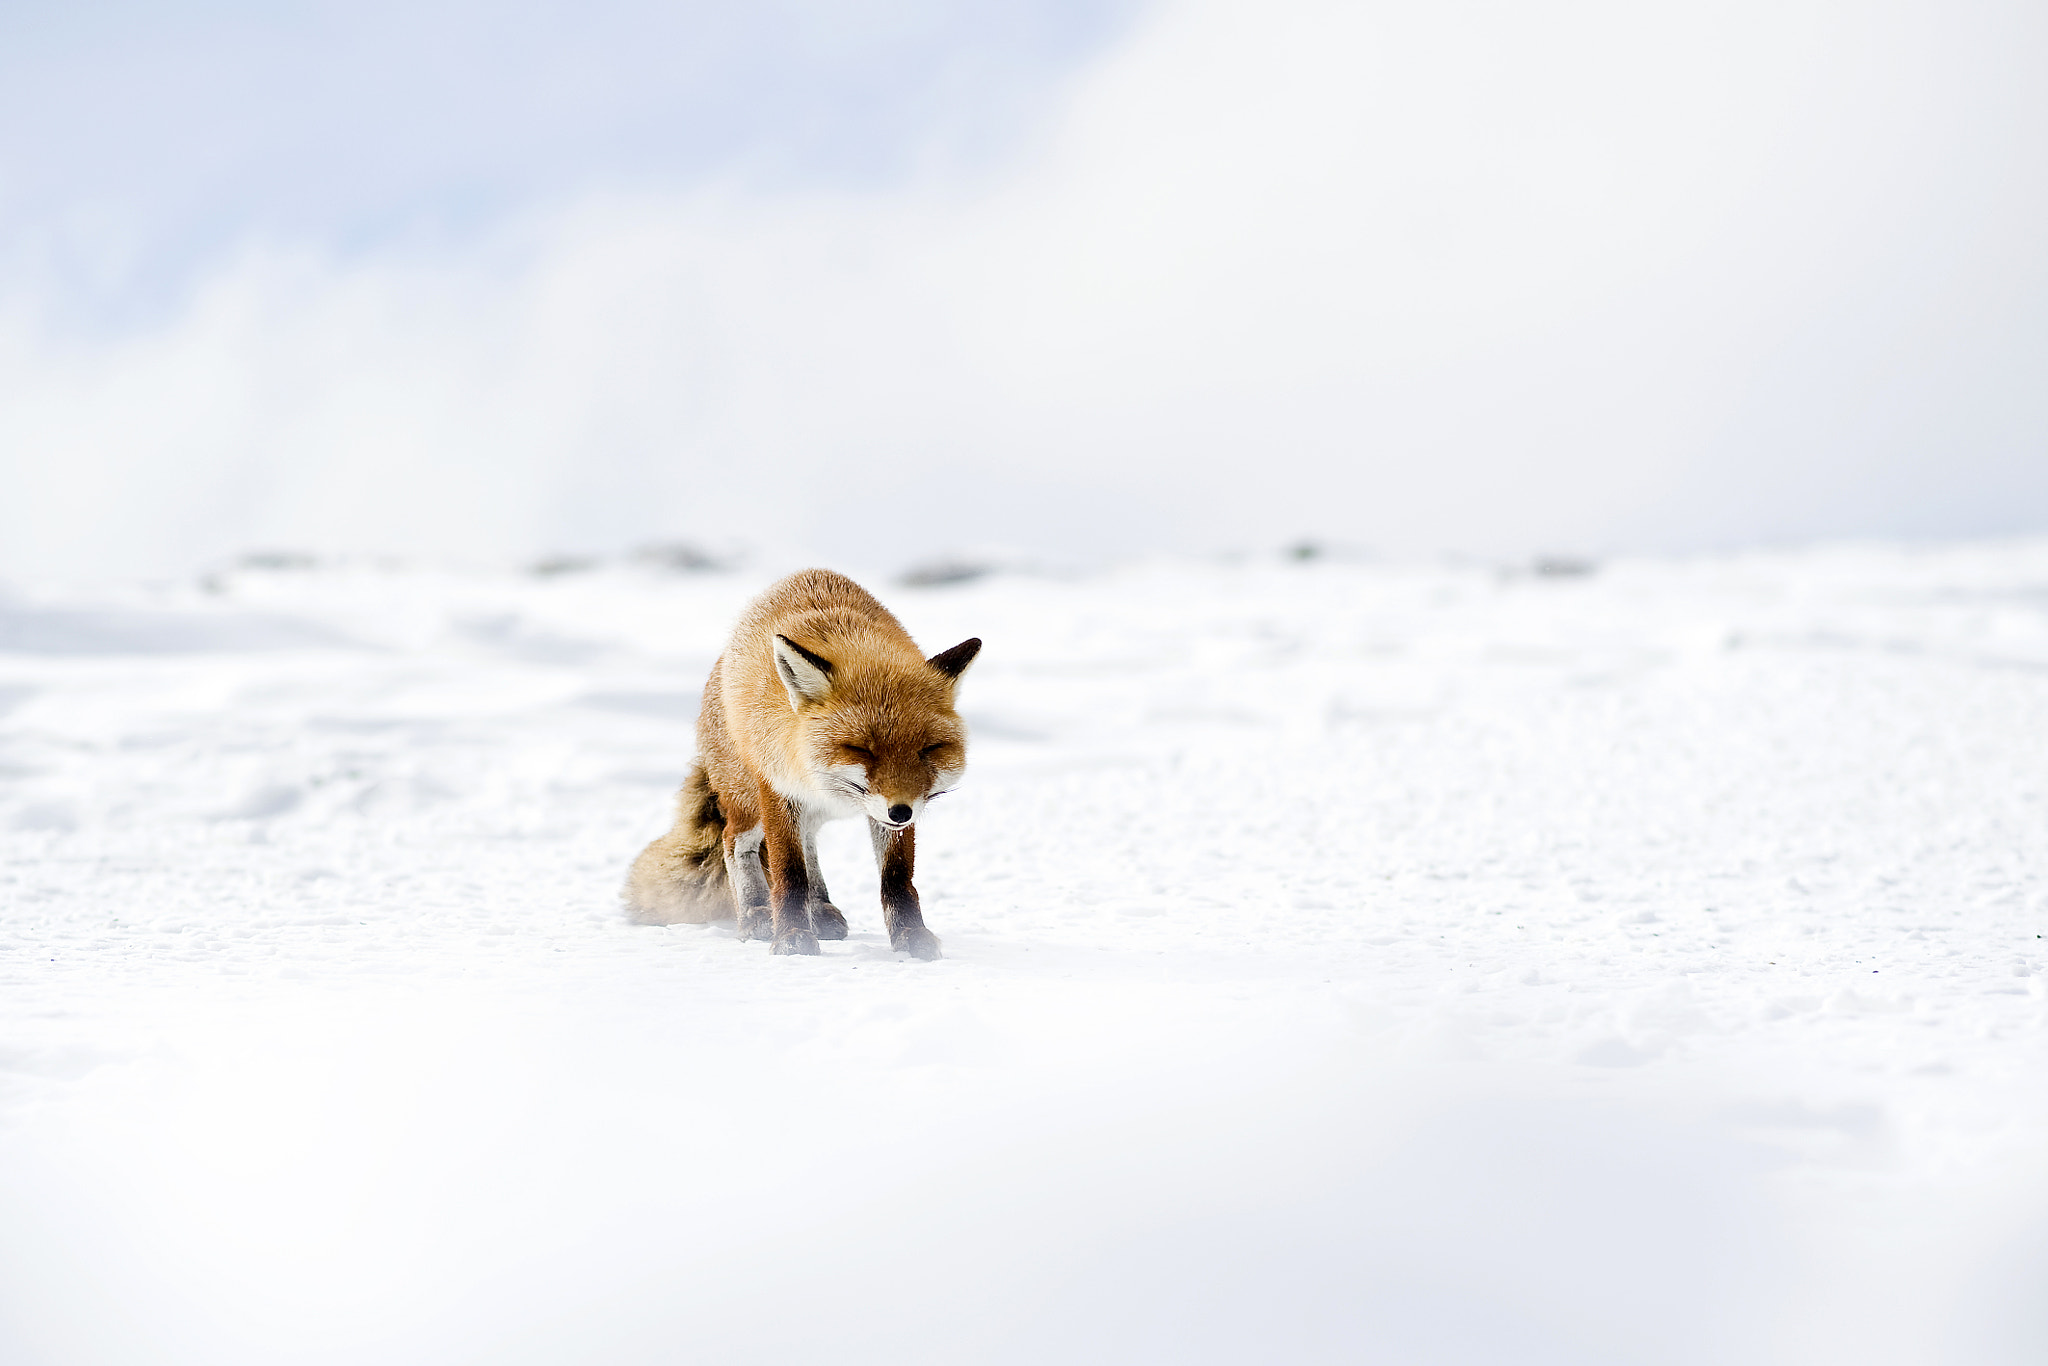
772;634;834;709
927;637;981;683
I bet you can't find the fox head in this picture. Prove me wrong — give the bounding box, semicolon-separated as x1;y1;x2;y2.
771;632;981;829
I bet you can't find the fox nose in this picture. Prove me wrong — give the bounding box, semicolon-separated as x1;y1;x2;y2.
887;803;913;824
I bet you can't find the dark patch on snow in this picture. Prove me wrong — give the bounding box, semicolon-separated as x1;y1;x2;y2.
900;558;997;588
629;541;732;573
237;550;321;572
529;554;603;577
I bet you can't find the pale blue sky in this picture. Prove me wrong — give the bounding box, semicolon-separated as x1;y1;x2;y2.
1;0;2043;580
0;1;1131;320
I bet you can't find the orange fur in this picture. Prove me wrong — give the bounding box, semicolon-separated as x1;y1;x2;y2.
623;570;979;958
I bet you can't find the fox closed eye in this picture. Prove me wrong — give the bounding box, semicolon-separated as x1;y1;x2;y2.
841;745;874;761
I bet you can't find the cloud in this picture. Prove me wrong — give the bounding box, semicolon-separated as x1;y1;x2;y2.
2;0;2044;582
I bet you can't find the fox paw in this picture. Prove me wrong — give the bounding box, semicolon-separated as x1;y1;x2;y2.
890;925;942;961
811;903;849;941
737;910;775;942
771;929;821;956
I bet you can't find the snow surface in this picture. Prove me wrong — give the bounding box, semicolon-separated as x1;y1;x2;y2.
3;544;2047;1364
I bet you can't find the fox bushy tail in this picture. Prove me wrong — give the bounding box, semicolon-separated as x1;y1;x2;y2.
622;762;732;924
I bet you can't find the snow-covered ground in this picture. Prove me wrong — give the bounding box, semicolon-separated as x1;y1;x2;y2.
3;543;2047;1364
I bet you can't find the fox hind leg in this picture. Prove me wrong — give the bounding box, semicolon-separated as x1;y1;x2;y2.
725;825;774;942
799;812;849;941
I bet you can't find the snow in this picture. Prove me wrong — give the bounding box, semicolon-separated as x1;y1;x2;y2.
3;543;2047;1364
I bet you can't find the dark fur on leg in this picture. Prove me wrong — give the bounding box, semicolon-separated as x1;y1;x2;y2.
875;823;941;960
763;786;821;955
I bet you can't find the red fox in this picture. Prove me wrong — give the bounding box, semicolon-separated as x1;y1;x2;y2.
624;569;980;958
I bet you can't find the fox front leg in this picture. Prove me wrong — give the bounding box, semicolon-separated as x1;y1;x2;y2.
869;820;940;960
759;786;820;955
799;811;848;941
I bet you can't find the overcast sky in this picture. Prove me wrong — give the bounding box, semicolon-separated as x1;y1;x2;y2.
2;0;2043;581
